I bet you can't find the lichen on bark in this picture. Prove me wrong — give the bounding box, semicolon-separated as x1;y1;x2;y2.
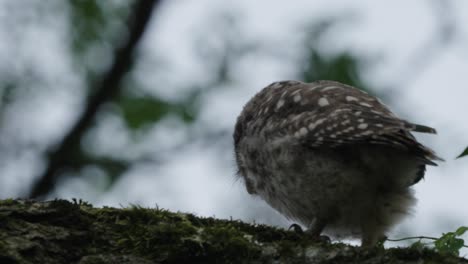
0;199;466;264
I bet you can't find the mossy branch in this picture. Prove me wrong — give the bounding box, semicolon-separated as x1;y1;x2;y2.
0;199;467;264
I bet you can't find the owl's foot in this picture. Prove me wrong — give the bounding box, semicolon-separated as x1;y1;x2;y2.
288;223;304;233
306;231;331;243
288;223;330;243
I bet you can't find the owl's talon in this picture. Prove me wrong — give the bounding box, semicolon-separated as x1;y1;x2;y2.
288;223;330;243
288;223;304;233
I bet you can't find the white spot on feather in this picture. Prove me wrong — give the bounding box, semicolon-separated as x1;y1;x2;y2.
359;102;373;107
361;130;374;135
358;123;368;129
309;118;325;130
307;85;321;91
299;127;308;136
291;89;301;95
345;96;358;102
316;118;325;125
318;97;329;107
322;86;341;92
293;94;302;103
276;99;285;109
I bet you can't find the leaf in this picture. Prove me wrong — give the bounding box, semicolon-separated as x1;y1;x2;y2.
456;147;468;159
118;96;173;130
434;232;465;256
455;226;468;236
68;1;131;55
410;240;425;252
117;95;197;130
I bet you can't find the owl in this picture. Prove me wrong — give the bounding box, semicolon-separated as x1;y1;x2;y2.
233;80;442;246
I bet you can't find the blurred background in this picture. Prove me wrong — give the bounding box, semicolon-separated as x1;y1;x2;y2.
1;0;467;248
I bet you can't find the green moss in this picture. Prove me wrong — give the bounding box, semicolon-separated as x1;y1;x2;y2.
0;199;467;264
112;208;198;261
199;225;262;262
0;198;16;206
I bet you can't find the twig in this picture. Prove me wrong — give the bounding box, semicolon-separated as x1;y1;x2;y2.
387;236;468;248
387;236;439;242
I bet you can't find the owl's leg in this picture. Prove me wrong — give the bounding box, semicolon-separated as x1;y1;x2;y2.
361;221;386;247
361;189;415;247
306;218;330;242
289;219;329;242
307;218;326;237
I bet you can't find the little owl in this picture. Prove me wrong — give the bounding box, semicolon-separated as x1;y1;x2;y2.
233;80;441;246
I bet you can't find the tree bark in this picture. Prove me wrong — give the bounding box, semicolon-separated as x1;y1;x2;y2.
0;199;466;264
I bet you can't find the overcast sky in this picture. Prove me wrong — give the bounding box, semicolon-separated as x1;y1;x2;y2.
1;0;468;249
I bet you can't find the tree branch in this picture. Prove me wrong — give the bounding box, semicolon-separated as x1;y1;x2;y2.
29;0;160;199
1;199;467;263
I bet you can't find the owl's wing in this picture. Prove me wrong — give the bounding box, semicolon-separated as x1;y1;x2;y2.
300;108;441;165
260;81;442;166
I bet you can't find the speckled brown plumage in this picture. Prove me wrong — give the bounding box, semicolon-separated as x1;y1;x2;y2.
234;80;442;246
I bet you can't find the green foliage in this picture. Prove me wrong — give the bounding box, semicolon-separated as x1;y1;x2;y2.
69;0;107;54
116;95;197;130
300;18;371;94
302;52;366;91
456;147;468;159
390;226;468;257
68;1;130;56
117;96;173;130
68;0;133;82
409;240;426;252
434;226;468;256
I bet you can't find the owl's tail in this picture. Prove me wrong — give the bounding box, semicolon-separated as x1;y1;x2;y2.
405;123;437;134
403;122;445;164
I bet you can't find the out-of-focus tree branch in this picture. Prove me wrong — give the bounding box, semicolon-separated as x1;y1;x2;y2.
29;0;160;199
